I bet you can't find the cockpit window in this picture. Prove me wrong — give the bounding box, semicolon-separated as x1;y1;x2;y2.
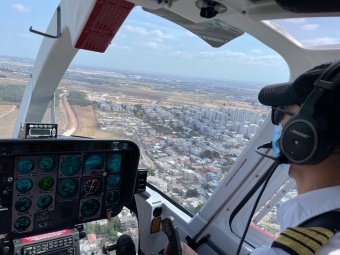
1;3;292;251
268;17;340;46
0;6;289;217
252;179;297;238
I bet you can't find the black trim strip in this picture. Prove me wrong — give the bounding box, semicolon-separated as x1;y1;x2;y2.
271;241;300;255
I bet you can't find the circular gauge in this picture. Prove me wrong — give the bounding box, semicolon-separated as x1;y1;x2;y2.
40;157;55;172
85;155;104;171
108;175;121;189
38;176;54;191
0;159;10;173
59;156;81;176
15;197;32;213
106;191;119;204
82;178;102;196
17;159;34;174
16;178;33;193
81;199;100;217
107;154;121;173
14;216;31;231
37;194;53;209
58;179;79;198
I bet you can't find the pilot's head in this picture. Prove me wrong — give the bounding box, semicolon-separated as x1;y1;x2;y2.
258;60;340;166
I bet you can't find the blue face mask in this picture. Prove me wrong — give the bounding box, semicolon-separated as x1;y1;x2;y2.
272;124;292;178
272;123;282;157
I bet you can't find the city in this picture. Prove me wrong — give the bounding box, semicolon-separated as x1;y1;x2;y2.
0;56;286;253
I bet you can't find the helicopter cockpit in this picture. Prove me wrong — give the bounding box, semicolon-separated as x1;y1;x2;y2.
2;0;340;255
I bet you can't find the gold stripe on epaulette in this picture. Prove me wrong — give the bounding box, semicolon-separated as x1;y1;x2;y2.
272;227;334;255
307;227;334;239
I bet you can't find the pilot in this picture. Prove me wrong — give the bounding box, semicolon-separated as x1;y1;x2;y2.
167;61;340;255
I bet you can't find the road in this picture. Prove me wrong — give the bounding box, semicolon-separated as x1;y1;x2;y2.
133;134;153;167
58;93;152;167
60;93;78;136
0;105;15;118
119;113;153;167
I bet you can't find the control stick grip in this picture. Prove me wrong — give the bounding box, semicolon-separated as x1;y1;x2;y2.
161;216;182;255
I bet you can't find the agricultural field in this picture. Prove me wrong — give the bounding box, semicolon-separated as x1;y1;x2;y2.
72;105;129;139
0;105;18;138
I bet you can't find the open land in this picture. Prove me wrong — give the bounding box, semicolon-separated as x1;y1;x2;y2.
0;58;280;239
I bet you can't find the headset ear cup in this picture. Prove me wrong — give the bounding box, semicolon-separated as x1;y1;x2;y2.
280;116;317;164
277;61;340;165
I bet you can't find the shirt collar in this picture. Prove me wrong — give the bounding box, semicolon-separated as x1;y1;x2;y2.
278;185;340;232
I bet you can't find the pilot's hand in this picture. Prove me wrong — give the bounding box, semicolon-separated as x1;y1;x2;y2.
164;241;198;255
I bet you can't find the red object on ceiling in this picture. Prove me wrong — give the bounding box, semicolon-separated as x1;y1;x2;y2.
75;0;134;53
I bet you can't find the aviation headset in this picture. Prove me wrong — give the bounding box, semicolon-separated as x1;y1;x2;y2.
279;60;340;165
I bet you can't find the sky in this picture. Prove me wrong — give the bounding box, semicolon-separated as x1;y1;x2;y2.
1;1;340;85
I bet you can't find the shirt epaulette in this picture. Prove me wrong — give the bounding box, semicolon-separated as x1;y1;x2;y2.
271;227;334;255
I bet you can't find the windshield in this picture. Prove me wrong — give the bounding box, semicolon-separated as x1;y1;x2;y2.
0;2;296;253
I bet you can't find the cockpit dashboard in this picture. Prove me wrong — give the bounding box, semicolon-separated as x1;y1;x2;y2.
0;138;141;246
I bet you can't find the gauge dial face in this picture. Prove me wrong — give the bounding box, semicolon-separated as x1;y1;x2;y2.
60;156;81;176
81;199;100;217
14;216;31;231
85;155;104;171
16;178;33;193
58;179;79;198
40;157;55;172
106;191;119;204
38;176;54;191
37;194;53;209
82;178;102;196
107;154;121;173
15;197;32;213
108;175;121;189
17;158;34;174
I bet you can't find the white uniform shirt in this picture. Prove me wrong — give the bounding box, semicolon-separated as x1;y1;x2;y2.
251;186;340;255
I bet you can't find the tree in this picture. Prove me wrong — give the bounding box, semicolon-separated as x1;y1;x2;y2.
194;203;204;213
185;188;199;198
199;150;220;159
211;151;220;159
173;188;184;196
171;196;180;203
68;91;91;106
85;223;96;234
106;217;121;240
199;150;211;159
111;217;121;232
202;183;212;190
147;167;156;176
221;166;232;174
0;84;25;104
176;126;184;132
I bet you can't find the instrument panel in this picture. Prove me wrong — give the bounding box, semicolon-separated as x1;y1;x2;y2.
0;139;140;240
